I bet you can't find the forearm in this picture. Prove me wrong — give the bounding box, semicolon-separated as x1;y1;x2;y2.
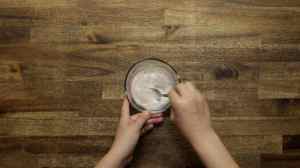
191;129;239;168
95;150;125;168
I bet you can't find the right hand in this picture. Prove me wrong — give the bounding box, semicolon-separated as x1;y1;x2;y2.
168;82;213;143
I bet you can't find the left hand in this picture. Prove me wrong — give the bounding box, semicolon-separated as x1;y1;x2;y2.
97;97;164;168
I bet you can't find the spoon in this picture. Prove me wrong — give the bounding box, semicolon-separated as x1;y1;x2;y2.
150;88;168;97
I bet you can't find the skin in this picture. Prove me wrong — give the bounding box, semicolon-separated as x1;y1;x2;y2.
169;82;239;168
95;97;164;168
96;82;239;168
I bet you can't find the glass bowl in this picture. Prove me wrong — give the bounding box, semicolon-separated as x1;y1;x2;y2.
125;59;177;113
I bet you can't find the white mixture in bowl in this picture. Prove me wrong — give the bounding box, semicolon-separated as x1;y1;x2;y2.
130;68;176;112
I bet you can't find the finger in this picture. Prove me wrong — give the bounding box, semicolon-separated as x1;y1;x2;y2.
146;117;164;124
168;88;180;103
175;83;186;96
141;123;154;135
186;81;196;91
124;155;133;165
151;112;163;118
135;111;152;128
186;82;204;98
170;108;175;121
121;97;130;120
130;113;141;121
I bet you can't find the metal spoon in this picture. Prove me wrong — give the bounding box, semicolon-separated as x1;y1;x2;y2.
150;88;168;97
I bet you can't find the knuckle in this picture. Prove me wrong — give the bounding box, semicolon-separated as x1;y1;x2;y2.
178;99;189;105
197;94;206;102
170;116;174;121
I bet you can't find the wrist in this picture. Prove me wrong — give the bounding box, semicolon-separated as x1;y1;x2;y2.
189;126;216;148
109;148;127;162
99;150;125;168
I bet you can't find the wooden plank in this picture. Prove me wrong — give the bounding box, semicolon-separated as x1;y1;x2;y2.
30;25;165;44
0;152;263;168
0;136;112;154
0;135;282;155
19;62;113;81
227;0;300;7
30;7;163;26
165;8;300;27
1;45;300;68
0;45;120;81
36;153;99;168
16;7;295;45
1;117;300;136
234;154;260;168
47;44;300;62
212;117;300;135
30;25;262;47
0;117;118;137
0;152;98;168
0;81;102;115
23;95;294;118
262;32;300;46
78;98;294;117
0;81;102;101
211;99;280;117
0;98;81;113
78;0;300;8
0;151;38;168
173;61;259;81
0;0;222;9
283;135;300;153
164;8;300;47
259;62;300;81
0;97;121;118
0;26;31;44
2;0;300;9
223;135;282;154
75;0;224;10
258;80;300;99
0;135;280;168
0;0;78;8
0;7;37;27
261;154;300;168
0;0;224;11
0;111;80;119
2;5;167;28
0;61;22;81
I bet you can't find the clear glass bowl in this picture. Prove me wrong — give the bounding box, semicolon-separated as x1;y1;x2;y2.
125;59;177;113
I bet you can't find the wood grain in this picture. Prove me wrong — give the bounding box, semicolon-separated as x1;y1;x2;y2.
261;154;300;168
258;80;300;99
1;117;300;137
0;0;300;167
0;135;281;168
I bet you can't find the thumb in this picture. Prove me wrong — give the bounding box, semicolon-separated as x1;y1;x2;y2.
135;112;151;128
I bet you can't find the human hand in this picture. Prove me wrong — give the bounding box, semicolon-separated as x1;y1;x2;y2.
168;82;213;144
96;97;164;168
169;82;239;168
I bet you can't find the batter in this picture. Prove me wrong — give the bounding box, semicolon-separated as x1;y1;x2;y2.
130;67;176;112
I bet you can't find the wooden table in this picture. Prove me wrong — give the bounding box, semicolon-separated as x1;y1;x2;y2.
0;0;300;167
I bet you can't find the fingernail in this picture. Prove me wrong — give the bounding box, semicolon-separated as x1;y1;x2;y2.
144;111;151;115
148;124;154;129
157;117;164;122
152;113;163;117
153;117;163;123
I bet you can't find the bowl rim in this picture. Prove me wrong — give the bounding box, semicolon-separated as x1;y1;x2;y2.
124;58;178;112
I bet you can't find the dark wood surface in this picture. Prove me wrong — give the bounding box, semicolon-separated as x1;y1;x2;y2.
0;0;300;167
